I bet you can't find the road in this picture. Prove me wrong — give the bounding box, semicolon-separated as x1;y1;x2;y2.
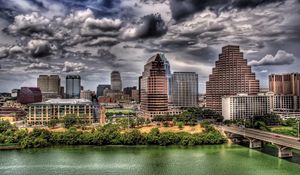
219;126;300;150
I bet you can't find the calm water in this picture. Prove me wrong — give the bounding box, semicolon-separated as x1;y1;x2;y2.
1;145;300;175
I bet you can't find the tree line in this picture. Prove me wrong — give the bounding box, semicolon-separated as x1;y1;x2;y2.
0;120;226;148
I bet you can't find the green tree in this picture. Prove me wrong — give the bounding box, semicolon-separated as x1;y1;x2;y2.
0;120;14;133
63;114;78;128
48;119;59;128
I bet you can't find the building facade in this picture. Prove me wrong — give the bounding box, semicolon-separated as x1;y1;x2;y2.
17;87;42;104
26;99;94;127
222;93;272;121
111;71;122;91
269;73;300;96
66;75;81;99
11;89;20;98
140;54;169;118
172;72;198;108
206;45;260;113
96;84;111;97
37;75;61;99
80;90;93;101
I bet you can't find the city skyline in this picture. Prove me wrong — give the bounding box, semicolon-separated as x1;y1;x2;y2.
1;0;300;93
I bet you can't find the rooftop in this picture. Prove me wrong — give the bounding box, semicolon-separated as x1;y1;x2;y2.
31;98;92;105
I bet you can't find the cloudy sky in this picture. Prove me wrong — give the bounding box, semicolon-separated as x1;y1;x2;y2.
0;0;299;93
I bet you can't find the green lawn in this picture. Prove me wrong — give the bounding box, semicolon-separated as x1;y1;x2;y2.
271;126;297;137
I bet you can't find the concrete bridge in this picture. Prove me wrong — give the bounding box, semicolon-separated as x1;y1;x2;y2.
219;126;300;158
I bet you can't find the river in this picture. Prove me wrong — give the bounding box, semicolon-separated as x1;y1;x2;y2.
1;145;300;175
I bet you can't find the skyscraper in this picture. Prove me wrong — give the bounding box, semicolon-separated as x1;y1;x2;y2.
66;75;81;99
159;54;172;102
37;75;61;99
206;45;260;113
269;73;300;96
172;72;198;107
140;54;168;118
111;71;122;91
96;84;111;97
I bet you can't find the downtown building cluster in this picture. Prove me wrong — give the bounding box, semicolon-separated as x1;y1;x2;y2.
206;46;300;121
139;54;198;118
1;45;300;127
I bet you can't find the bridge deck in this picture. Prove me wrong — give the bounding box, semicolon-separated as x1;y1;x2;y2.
220;126;300;150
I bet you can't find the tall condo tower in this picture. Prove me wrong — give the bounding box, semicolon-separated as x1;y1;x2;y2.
206;45;260;113
111;71;122;91
140;54;168;118
66;75;81;99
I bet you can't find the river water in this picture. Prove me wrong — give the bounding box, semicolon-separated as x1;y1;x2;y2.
1;145;300;175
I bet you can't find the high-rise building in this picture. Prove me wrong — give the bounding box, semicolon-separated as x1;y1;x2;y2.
97;85;111;97
123;86;137;97
206;45;260;113
269;73;300;96
140;54;168;118
37;75;60;94
37;75;61;100
111;71;122;91
159;54;172;102
66;75;81;99
172;72;198;108
138;76;142;103
17;87;42;104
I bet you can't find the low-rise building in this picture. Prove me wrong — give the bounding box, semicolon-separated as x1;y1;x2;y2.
26;99;94;127
222;93;272;121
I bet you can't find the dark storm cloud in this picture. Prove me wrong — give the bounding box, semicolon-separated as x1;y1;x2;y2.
122;13;168;39
233;0;286;9
169;0;286;21
27;40;52;57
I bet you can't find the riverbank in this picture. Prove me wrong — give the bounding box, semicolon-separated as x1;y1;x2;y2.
0;121;226;149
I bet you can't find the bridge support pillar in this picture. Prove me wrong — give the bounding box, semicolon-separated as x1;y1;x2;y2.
276;146;293;158
247;138;262;149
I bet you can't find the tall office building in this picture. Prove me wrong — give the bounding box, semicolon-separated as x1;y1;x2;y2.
111;71;122;91
159;54;172;102
269;73;300;96
37;75;60;93
140;54;168;118
172;72;198;107
206;45;260;113
96;84;111;97
138;76;142;103
66;75;81;99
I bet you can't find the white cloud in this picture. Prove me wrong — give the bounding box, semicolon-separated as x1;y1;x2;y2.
27;62;50;69
62;61;87;72
249;50;296;66
64;9;94;27
8;12;51;34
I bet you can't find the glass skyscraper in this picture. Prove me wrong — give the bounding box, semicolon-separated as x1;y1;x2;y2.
66;75;81;99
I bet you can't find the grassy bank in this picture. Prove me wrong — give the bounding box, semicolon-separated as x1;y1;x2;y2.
0;121;226;149
271;126;297;137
